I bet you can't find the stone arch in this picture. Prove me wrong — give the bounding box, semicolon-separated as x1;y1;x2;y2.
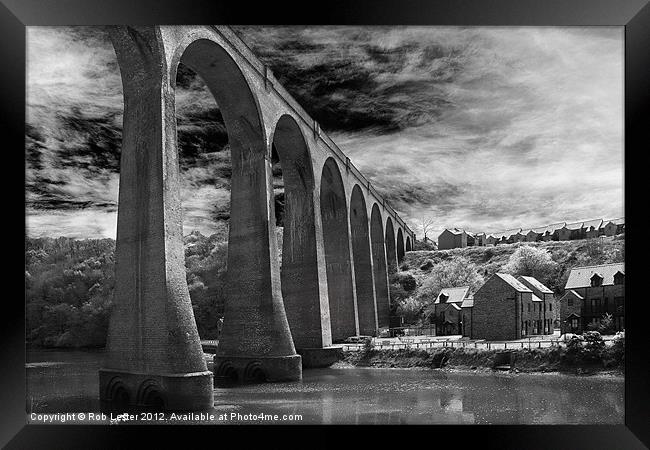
370;204;390;328
385;217;398;275
103;377;131;411
406;236;412;252
214;360;238;383
350;185;377;336
270;115;325;350
320;158;357;342
175;38;296;361
397;228;405;264
137;379;166;410
104;28;217;406
244;361;267;383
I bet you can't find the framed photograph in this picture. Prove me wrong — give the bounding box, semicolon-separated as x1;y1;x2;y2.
3;0;648;447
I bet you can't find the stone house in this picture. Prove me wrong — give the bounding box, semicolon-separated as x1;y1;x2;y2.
485;233;500;246
526;226;547;242
432;286;472;336
583;218;604;239
603;218;625;236
541;222;566;241
473;232;486;247
468;273;548;340
560;263;625;334
438;228;467;250
501;228;522;245
517;276;556;333
557;221;584;241
513;230;528;243
559;290;584;334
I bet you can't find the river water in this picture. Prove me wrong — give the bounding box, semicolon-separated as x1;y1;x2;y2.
26;350;624;425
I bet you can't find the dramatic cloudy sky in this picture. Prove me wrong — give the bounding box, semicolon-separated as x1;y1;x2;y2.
25;26;624;240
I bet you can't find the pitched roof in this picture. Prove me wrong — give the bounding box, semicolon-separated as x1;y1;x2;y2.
540;222;566;234
604;217;625;226
564;221;584;230
489;228;522;239
518;276;554;294
451;303;462;311
560;289;584;300
565;263;625;289
582;219;603;230
435;286;470;304
442;228;464;236
532;294;543;302
494;273;533;292
461;298;474;308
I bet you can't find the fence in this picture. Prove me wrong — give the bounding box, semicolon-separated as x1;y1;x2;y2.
341;336;617;352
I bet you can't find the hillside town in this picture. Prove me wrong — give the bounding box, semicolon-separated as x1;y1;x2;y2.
387;217;626;344
437;217;624;250
432;263;624;340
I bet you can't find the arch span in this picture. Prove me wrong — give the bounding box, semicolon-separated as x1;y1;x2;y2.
406;236;412;252
350;185;377;336
320;158;357;342
385;217;398;275
397;228;405;264
271;115;328;349
370;204;390;328
177;39;296;363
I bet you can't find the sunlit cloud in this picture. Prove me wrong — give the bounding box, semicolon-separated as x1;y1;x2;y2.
25;26;623;241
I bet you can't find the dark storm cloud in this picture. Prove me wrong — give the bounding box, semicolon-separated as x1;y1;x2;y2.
26;26;623;240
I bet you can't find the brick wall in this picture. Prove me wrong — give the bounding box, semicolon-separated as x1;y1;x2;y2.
434;302;462;335
471;276;520;340
573;284;625;331
560;290;584;334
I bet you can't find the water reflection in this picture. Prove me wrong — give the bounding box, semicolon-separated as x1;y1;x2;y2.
26;350;623;424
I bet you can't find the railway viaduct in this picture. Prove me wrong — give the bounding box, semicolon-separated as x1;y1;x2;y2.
100;25;416;411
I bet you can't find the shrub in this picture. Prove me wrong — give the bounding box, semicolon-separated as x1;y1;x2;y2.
563;334;585;364
420;259;434;271
396;297;425;325
598;313;616;335
393;272;417;291
417;257;484;303
502;245;559;288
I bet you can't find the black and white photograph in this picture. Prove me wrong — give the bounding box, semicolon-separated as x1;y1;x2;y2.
21;23;629;426
0;0;645;440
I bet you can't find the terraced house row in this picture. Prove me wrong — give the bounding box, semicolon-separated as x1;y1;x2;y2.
437;217;624;250
432;263;625;340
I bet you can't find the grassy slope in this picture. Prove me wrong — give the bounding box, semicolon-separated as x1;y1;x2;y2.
400;235;624;296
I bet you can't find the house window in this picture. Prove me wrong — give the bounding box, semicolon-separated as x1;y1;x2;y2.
549;303;553;311
591;274;603;287
528;304;531;313
571;318;579;329
567;298;573;307
614;272;624;285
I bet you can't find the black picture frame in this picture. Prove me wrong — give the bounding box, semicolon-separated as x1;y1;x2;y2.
2;0;648;447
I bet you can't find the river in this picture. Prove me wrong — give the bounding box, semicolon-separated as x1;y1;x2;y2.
26;350;624;425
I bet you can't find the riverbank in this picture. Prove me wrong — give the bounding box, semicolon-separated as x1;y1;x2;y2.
340;345;624;376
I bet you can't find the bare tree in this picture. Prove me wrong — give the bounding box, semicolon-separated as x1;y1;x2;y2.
418;217;435;242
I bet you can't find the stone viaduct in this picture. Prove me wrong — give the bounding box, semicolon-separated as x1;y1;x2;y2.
100;25;416;411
